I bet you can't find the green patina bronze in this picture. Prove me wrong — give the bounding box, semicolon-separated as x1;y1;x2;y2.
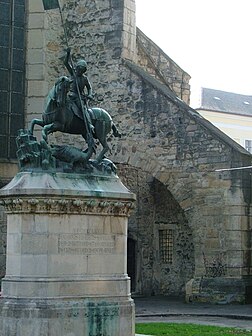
87;302;119;336
21;48;121;173
24;4;121;173
16;129;56;171
16;129;117;175
64;48;94;135
29;74;120;165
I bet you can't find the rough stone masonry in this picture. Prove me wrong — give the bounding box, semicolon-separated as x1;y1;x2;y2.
0;0;251;303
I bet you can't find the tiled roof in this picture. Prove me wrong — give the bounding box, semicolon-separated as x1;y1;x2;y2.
198;88;252;116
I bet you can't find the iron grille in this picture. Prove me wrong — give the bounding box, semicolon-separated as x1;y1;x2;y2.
159;229;173;263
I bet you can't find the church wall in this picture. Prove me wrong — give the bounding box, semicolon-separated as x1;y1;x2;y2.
118;164;194;296
24;0;49;144
136;28;191;105
0;207;6;280
0;0;251;302
108;62;252;282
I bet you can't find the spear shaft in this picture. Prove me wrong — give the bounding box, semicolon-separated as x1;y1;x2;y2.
58;4;94;146
42;0;94;148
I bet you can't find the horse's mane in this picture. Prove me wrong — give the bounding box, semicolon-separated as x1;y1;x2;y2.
44;76;69;110
44;85;57;110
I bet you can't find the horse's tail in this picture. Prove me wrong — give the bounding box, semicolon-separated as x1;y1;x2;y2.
112;123;121;138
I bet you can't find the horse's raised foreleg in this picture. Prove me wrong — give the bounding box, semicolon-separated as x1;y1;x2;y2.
42;123;55;142
29;119;45;135
42;122;64;142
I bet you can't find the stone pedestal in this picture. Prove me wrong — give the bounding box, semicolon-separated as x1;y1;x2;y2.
186;277;252;304
0;171;135;336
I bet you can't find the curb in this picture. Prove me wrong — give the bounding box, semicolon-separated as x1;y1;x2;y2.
136;313;252;321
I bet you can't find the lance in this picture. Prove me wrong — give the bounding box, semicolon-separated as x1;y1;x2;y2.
42;0;95;150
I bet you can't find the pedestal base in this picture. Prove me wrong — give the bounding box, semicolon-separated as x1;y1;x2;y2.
0;297;135;336
0;171;136;336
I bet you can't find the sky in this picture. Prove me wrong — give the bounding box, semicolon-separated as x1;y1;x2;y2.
135;0;252;108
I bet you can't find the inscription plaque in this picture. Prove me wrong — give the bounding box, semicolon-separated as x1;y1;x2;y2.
59;234;116;255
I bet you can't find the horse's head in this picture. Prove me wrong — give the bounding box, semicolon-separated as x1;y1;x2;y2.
54;76;73;107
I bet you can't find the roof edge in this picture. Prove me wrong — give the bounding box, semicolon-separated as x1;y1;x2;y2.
136;27;190;78
123;59;252;158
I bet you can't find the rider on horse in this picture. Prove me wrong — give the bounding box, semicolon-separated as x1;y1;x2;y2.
64;48;94;134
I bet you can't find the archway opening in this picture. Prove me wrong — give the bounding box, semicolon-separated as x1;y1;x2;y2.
127;237;136;292
118;163;195;296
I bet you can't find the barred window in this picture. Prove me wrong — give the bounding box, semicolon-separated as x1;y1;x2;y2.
159;229;173;263
0;0;26;159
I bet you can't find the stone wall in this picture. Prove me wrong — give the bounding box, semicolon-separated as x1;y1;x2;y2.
118;164;194;295
111;59;252;298
0;207;6;280
25;0;48;131
44;0;251;300
0;0;252;301
111;60;252;284
136;28;191;105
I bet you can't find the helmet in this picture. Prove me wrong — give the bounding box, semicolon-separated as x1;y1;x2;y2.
76;59;87;70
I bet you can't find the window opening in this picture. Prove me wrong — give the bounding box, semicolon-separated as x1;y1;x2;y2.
159;229;173;263
0;0;26;159
245;140;252;154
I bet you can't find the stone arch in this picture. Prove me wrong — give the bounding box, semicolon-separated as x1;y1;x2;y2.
112;140;198;216
112;122;252;285
117;163;195;296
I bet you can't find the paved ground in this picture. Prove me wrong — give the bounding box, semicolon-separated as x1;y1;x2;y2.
134;296;252;331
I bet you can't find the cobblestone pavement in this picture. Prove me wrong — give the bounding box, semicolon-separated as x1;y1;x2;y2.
134;296;252;331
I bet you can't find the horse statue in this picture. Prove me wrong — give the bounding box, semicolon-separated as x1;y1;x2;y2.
29;76;121;163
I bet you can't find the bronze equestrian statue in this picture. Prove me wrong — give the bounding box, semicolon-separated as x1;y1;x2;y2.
29;51;121;164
